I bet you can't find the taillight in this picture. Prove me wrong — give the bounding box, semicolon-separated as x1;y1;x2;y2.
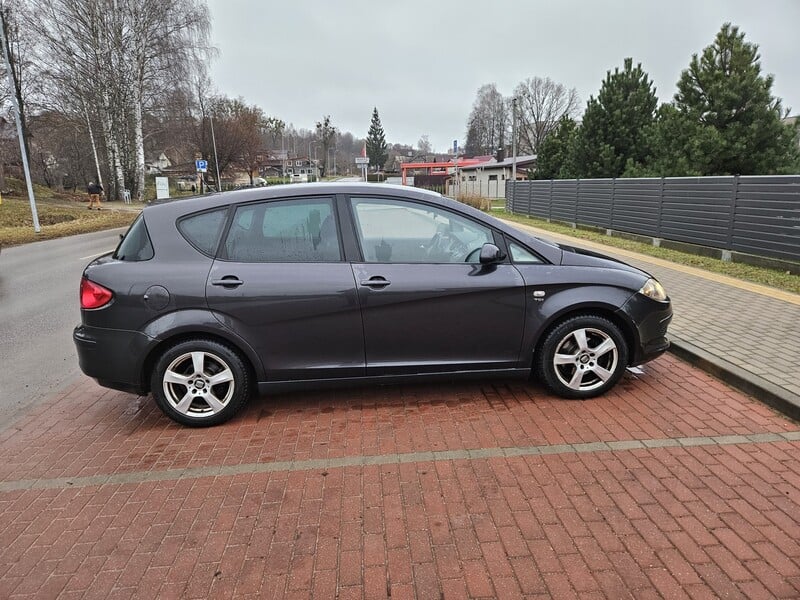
80;277;113;309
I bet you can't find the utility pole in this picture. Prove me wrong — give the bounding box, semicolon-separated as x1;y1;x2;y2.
511;97;518;185
0;8;39;232
453;139;459;200
209;115;221;192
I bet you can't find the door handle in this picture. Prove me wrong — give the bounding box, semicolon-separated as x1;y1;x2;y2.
211;276;244;288
360;276;391;289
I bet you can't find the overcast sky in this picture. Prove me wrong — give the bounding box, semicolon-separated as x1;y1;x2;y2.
206;0;800;152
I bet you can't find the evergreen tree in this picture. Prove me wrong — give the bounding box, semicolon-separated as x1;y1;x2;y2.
366;107;388;170
574;58;658;178
535;116;579;179
622;104;707;177
668;23;799;175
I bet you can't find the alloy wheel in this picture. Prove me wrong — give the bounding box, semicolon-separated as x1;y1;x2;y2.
552;327;619;392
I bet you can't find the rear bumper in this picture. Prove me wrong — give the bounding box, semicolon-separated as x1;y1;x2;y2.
620;294;673;365
73;325;154;395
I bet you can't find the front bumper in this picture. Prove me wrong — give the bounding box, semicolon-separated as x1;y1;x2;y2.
73;325;155;394
620;294;673;365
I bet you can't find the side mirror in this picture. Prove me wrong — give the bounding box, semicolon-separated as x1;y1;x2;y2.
479;243;505;264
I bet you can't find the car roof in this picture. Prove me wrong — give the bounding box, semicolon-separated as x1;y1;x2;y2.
143;182;563;263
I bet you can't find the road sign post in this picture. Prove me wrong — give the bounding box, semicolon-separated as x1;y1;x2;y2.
355;156;369;182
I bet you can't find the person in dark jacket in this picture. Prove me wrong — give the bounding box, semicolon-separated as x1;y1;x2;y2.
87;181;103;209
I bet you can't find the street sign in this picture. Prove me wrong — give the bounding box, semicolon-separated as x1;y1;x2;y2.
355;157;369;165
155;177;169;200
195;159;208;173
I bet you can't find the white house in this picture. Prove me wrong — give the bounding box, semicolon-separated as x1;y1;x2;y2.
457;155;537;198
144;153;172;175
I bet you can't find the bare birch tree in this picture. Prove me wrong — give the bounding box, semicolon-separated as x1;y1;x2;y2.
513;76;580;157
464;84;508;157
31;0;211;200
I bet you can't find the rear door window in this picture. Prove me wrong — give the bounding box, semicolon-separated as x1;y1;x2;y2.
223;198;341;262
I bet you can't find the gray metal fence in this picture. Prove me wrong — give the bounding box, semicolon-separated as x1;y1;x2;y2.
506;176;800;263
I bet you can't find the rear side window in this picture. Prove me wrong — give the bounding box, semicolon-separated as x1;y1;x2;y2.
114;214;153;261
178;208;227;256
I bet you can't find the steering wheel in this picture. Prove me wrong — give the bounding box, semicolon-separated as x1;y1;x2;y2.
464;247;481;263
426;232;444;258
427;232;469;261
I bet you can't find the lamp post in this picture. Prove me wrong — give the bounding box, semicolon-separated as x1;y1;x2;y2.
0;9;38;232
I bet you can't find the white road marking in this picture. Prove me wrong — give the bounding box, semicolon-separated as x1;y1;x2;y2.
78;250;113;261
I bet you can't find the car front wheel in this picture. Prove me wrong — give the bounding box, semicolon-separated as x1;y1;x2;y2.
151;339;251;426
536;315;629;399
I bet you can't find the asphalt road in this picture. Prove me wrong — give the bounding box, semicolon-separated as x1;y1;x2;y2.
0;228;125;429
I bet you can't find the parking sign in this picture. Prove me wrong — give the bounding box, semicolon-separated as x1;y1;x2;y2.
195;159;208;173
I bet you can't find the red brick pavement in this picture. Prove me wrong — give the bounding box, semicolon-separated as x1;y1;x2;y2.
2;354;800;598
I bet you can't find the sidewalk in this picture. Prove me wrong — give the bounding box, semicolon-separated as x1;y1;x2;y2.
505;220;800;416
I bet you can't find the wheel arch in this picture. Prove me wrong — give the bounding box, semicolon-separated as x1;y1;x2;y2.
138;314;264;394
530;300;639;369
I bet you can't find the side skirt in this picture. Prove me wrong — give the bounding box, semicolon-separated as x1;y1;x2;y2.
256;368;531;395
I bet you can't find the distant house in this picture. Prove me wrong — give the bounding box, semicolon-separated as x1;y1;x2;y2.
283;156;320;179
457;155;537;198
145;152;172;174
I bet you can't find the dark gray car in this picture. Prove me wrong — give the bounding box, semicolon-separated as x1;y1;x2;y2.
74;183;672;426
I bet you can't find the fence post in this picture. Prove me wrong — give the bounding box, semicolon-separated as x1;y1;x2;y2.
725;175;739;251
527;180;533;217
657;177;665;238
548;179;554;221
610;178;616;229
574;179;580;226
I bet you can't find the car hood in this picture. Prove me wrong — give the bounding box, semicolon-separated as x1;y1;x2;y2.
557;243;651;276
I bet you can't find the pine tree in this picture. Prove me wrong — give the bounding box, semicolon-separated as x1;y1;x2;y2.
534;116;579;179
366;107;388;170
574;58;658;178
669;23;799;175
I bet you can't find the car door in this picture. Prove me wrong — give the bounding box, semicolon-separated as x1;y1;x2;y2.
347;195;527;375
206;196;365;381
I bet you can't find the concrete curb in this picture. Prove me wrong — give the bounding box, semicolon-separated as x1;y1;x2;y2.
668;335;800;423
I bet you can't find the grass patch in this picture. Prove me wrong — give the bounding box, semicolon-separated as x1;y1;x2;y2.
0;184;136;246
499;210;800;295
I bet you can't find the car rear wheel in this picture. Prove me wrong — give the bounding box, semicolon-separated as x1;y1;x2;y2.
536;315;628;399
151;339;251;426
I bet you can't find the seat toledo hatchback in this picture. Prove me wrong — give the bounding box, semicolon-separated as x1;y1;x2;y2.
74;183;672;426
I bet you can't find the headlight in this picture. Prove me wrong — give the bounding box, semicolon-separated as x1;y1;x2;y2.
639;278;668;302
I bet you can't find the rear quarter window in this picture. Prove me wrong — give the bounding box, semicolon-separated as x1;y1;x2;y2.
114;214;154;261
178;208;228;256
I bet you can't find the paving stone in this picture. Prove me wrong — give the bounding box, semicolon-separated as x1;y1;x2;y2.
2;329;800;597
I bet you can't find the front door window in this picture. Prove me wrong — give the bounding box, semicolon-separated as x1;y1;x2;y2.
350;197;493;263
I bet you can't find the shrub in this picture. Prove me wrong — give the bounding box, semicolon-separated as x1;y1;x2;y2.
456;192;492;211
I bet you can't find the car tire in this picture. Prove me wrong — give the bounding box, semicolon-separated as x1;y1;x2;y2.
535;314;628;399
151;338;251;427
